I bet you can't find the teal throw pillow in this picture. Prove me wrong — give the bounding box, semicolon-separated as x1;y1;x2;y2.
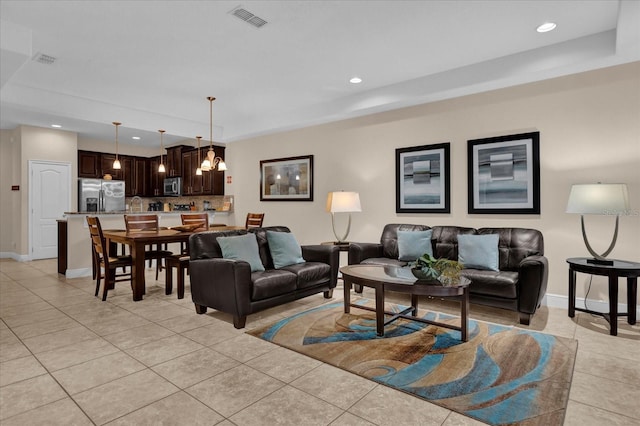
457;234;499;271
397;230;433;261
218;233;265;272
266;231;305;269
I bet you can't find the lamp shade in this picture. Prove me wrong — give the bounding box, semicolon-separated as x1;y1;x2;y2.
326;191;362;213
566;183;629;215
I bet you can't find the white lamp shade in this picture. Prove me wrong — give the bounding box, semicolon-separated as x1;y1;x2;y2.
566;183;629;214
326;191;362;213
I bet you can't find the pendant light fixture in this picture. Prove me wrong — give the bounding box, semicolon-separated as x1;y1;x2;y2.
158;129;166;173
195;136;203;176
200;96;227;172
112;121;122;170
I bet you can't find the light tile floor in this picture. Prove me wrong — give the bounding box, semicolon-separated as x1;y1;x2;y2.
1;258;638;425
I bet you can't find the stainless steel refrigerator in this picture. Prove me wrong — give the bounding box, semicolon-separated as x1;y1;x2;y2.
78;178;125;212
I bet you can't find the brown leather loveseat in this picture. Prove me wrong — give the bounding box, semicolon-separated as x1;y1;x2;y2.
189;226;339;328
348;224;548;325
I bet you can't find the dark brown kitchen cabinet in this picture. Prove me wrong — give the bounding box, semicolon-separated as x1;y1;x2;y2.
101;153;124;180
120;156;134;196
148;156;163;196
133;157;148;196
181;149;203;195
165;146;185;177
122;156;148;197
205;146;225;195
78;151;101;178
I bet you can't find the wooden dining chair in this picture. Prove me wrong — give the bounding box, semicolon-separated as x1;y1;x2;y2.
86;216;132;301
245;213;265;229
123;214;173;279
180;213;209;229
178;213;209;253
165;213;210;299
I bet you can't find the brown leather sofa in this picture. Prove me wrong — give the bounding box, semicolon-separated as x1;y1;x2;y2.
348;224;548;325
188;226;340;328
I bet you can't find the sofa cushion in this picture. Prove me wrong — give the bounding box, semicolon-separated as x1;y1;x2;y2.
478;228;544;271
218;233;265;272
397;230;433;261
251;270;297;300
281;262;331;289
461;269;518;298
430;226;477;261
266;230;305;269
381;224;431;259
249;226;292;269
458;234;499;271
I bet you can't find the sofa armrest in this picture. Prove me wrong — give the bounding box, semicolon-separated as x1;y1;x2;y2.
348;242;384;265
189;258;253;316
517;255;549;315
302;244;340;288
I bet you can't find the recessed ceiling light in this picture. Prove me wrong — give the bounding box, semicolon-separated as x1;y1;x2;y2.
536;22;557;33
350;77;362;84
132;136;141;140
51;124;62;128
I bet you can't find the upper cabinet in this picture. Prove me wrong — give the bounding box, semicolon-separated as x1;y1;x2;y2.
148;156;163;197
181;149;202;195
180;146;225;196
100;153;124;180
165;146;184;177
78;151;100;178
78;150;123;179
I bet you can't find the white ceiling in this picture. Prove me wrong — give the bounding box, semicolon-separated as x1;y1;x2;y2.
1;0;639;147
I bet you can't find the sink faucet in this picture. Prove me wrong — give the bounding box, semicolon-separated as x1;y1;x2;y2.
131;196;143;212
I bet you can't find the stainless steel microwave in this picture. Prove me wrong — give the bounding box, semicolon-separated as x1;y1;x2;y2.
163;177;182;196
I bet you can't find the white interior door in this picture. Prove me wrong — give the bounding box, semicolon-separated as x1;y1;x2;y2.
30;161;71;260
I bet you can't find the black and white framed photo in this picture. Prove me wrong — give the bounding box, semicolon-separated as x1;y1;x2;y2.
260;155;313;201
396;143;450;213
467;132;540;214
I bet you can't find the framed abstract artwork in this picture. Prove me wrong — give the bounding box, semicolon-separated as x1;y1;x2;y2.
396;143;450;213
260;155;313;201
467;132;540;214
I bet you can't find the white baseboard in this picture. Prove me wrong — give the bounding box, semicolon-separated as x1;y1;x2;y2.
544;293;640;316
0;252;31;261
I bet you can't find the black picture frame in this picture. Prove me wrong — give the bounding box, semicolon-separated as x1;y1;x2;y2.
467;132;540;214
396;143;450;213
260;155;314;201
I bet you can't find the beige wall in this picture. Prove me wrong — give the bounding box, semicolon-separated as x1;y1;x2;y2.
225;62;640;305
0;128;21;254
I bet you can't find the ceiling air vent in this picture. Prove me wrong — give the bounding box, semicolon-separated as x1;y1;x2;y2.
231;7;268;28
32;53;57;65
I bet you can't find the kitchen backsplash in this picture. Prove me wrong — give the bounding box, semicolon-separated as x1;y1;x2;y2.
125;195;234;212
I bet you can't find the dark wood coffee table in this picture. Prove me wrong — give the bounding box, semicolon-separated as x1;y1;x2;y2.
340;264;471;340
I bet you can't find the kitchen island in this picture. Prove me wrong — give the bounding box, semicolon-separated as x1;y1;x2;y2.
60;210;234;278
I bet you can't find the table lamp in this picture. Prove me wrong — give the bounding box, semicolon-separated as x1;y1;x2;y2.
326;191;361;243
566;183;629;265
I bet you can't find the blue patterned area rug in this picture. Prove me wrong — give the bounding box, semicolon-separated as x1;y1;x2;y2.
248;301;577;425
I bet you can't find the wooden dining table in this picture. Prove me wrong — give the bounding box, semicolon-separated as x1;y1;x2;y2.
103;226;245;301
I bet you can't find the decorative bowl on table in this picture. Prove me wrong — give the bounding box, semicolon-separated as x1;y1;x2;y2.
170;222;205;232
411;267;440;281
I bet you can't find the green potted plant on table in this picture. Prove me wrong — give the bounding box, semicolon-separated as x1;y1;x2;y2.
410;253;463;285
